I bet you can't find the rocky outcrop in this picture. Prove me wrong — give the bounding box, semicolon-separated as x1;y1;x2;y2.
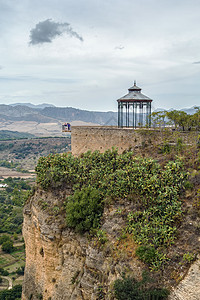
22;188;144;300
168;257;200;300
22;187;200;300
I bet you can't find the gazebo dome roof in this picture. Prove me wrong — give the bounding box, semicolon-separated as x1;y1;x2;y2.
117;81;152;103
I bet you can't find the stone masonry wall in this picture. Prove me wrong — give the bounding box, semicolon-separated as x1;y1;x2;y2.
71;126;198;155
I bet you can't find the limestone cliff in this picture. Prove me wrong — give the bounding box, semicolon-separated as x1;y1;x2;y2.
22;186;200;300
22;127;200;300
22;188;144;300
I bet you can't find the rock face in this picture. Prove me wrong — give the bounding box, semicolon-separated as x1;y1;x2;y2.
22;187;200;300
168;258;200;300
22;188;143;300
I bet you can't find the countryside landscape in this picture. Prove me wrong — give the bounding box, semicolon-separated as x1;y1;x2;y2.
0;122;71;299
0;103;199;299
1;0;200;298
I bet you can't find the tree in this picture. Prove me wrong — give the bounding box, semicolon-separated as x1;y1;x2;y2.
166;110;191;131
151;111;167;129
0;284;22;300
192;107;200;131
2;240;14;253
0;235;10;245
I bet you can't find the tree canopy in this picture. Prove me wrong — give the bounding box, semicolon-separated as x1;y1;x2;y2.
151;108;200;131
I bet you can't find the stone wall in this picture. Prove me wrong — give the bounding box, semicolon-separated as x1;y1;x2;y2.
71;126;198;155
71;126;156;155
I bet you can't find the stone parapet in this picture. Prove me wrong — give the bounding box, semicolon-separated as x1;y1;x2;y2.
71;126;198;155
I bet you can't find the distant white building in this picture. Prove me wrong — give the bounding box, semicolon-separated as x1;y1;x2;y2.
0;183;8;188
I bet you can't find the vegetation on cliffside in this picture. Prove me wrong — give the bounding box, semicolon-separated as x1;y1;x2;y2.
31;128;200;298
35;149;188;270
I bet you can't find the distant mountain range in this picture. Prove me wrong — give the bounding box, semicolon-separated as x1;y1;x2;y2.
0;103;198;126
9;103;55;109
0;130;35;140
154;106;199;115
0;104;118;125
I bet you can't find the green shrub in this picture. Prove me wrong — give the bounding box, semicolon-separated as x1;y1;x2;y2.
66;187;103;233
161;143;171;154
16;266;25;275
184;180;193;190
0;284;22;300
176;137;183;152
114;273;169;300
0;235;10;245
0;268;9;276
96;229;107;245
135;246;157;265
182;252;196;263
2;240;14;253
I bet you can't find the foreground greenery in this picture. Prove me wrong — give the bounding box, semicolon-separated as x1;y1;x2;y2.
36;149;187;268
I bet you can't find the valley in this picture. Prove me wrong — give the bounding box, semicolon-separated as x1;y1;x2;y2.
0;134;71;298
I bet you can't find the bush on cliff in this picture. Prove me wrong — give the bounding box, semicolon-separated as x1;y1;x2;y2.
35;149;187;267
114;273;169;300
66;186;103;233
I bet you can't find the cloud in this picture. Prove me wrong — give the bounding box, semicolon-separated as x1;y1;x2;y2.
29;19;83;45
193;61;200;64
115;45;124;50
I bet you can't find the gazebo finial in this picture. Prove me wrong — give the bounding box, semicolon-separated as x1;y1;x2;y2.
134;80;136;86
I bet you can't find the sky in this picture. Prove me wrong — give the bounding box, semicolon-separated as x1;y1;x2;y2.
0;0;200;111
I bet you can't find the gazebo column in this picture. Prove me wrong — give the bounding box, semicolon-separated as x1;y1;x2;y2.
121;103;123;127
125;103;128;127
139;103;143;127
135;103;138;128
146;103;149;127
146;102;151;127
118;102;120;127
128;103;130;127
149;102;151;127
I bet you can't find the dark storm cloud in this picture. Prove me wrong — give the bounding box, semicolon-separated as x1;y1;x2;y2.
29;19;83;45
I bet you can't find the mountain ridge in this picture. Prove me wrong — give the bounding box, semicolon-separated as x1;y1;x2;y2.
0;104;198;126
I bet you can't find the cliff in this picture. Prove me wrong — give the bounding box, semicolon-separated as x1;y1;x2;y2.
22;138;200;300
22;187;200;300
22;188;144;300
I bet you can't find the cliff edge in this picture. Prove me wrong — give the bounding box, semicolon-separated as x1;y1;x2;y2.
22;145;200;300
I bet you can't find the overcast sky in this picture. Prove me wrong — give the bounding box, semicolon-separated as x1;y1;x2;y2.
0;0;200;111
